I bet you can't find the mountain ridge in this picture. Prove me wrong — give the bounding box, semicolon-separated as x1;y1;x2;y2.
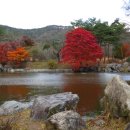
0;24;72;43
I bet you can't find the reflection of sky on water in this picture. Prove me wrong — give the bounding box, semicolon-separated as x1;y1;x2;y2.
94;73;130;84
119;74;130;81
0;73;130;86
0;73;130;87
0;73;65;86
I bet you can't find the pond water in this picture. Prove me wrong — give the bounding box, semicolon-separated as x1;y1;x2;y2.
0;72;130;115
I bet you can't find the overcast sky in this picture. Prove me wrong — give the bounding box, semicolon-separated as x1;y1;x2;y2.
0;0;129;29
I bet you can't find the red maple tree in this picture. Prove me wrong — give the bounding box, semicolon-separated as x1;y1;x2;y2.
0;41;20;65
59;28;103;71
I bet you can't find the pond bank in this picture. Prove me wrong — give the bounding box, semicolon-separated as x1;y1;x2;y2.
4;68;73;73
1;65;130;73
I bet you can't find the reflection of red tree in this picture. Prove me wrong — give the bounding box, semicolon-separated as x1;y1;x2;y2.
0;85;29;100
63;84;104;115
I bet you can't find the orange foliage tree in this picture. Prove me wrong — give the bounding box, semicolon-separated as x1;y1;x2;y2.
7;47;29;68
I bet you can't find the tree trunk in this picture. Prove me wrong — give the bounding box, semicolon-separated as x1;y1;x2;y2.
107;43;110;62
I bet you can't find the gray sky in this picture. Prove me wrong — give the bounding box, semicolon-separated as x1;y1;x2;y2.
0;0;129;29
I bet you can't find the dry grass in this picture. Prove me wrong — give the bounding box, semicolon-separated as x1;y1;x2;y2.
87;113;127;130
0;110;128;130
0;109;46;130
0;118;14;130
26;61;49;69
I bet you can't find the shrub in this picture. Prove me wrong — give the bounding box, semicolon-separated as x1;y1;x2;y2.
47;60;58;69
126;57;130;63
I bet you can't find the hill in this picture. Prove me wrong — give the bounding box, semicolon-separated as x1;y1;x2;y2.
0;25;72;43
0;25;73;59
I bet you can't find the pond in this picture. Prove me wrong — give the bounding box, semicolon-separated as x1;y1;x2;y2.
0;72;130;115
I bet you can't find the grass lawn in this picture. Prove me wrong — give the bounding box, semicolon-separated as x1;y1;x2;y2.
26;61;71;69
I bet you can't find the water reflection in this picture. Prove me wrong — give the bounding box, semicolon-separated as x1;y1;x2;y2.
0;73;65;86
64;84;104;115
0;85;63;104
0;73;130;114
0;85;29;103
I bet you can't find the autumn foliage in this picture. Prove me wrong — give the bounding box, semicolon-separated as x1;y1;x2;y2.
20;36;34;46
0;41;29;68
7;47;29;68
0;41;20;65
59;28;103;71
122;43;130;57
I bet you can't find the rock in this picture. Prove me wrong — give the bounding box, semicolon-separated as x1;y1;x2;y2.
0;100;33;115
123;62;129;68
0;64;3;72
125;123;130;130
46;110;86;130
94;119;105;126
116;64;123;72
0;108;4;115
123;62;129;72
3;64;12;72
104;62;130;73
105;67;112;72
9;69;15;73
102;75;130;119
31;92;79;120
105;63;123;72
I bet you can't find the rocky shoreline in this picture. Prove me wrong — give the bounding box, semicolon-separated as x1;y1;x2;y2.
1;62;130;73
0;92;86;130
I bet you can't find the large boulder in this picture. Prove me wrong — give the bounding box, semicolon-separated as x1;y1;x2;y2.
31;92;79;120
102;75;130;119
125;123;130;130
0;100;33;115
46;110;86;130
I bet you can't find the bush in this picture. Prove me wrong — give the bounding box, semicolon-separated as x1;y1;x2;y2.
126;57;130;63
47;60;58;69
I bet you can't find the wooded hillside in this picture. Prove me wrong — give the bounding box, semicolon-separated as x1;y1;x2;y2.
0;25;72;43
